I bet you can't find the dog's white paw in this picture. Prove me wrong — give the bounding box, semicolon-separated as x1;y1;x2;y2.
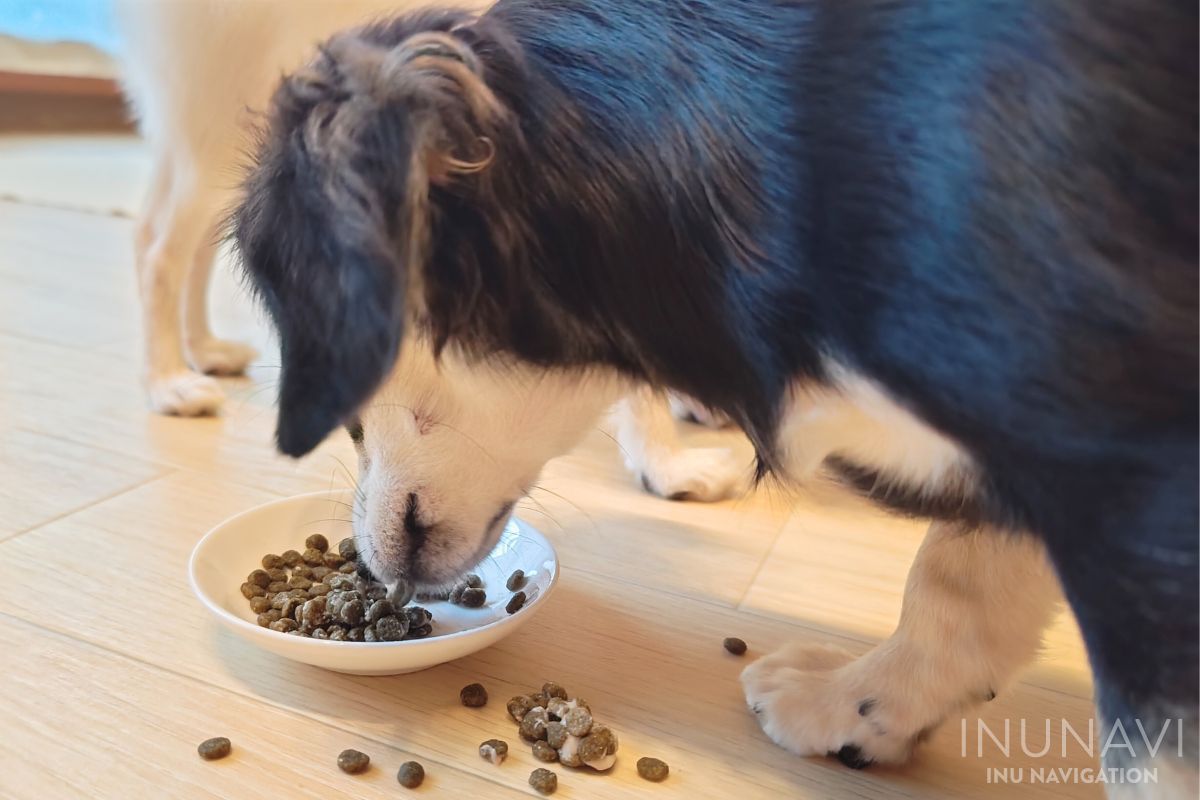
638;446;742;502
186;338;257;376
741;642;944;768
148;370;225;416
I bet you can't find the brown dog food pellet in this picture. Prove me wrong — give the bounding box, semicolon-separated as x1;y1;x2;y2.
374;615;407;641
507;695;535;722
365;599;395;625
248;595;272;614
337;749;370;774
563;707;593;737
301;547;324;566
266;580;289;594
506;569;526;591
479;738;509;765
460;683;488;708
723;637;748;656
311;565;333;580
269;617;298;633
261;553;285;570
542;682;568;701
337;537;357;560
291;564;314;579
397;761;425;788
546;721;568;749
532;740;559;763
460;587;486;608
505;591;527;614
239;582;265;600
281;549;303;567
197;737;231;760
304;533;329;553
637;756;670;782
529;767;558;795
246;569;272;588
321;551;345;569
520;708;549;742
338;561;358;575
265;567;288;582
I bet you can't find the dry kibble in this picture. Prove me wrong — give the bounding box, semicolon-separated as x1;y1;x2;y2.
362;624;378;642
506;569;526;591
545;698;570;721
269;618;298;633
460;587;486;608
365;599;395;625
281;549;303;567
405;606;432;628
337;537;357;560
255;612;274;627
304;533;329;553
542;682;568;701
397;761;424;788
267;580;289;594
528;768;558;795
459;683;488;708
578;725;618;769
249;596;272;614
299;596;330;629
286;574;311;591
338;561;358;574
557;735;583;768
532;740;559;763
479;738;508;765
328;627;348;641
246;569;271;588
301;547;324;566
311;627;329;640
307;583;331;597
239;582;265;600
266;567;288;582
546;721;568;749
261;553;285;570
337;749;370;774
327;575;356;592
563;707;593;737
464;573;483;588
504;695;532;724
448;583;466;604
723;637;748;656
197;737;231;760
322;551;345;569
408;623;433;639
278;597;302;620
347;626;365;642
505;591;526;615
311;565;333;580
374;615;407;641
291;564;314;579
338;598;365;627
520;707;549;742
364;583;387;601
637;757;670;782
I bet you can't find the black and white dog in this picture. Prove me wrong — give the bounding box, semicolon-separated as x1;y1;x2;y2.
233;0;1198;792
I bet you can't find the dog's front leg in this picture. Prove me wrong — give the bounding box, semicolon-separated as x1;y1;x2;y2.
613;385;744;502
742;520;1060;767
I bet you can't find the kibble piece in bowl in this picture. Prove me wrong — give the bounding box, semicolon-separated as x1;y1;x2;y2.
304;533;329;553
506;569;526;591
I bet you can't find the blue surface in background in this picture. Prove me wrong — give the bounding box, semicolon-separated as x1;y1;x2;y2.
0;0;118;53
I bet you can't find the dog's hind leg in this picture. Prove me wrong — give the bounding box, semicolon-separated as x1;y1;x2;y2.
182;221;257;377
742;521;1061;766
135;154;225;416
613;385;745;502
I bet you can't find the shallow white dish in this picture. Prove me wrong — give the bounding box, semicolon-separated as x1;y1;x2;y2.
189;489;557;675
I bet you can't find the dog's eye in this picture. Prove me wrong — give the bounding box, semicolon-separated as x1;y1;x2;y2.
346;420;364;445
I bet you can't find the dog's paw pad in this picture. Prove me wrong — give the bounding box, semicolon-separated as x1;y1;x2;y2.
148;370;224;416
639;447;742;502
187;338;257;376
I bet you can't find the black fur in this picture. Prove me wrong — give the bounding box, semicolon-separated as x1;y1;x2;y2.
234;0;1198;773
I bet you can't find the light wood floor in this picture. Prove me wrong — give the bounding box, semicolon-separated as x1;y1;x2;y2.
0;133;1101;799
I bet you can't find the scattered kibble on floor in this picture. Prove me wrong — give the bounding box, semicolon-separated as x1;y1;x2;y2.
197;737;231;760
637;756;670;782
479;739;508;765
529;767;558;795
460;682;489;707
723;637;748;656
397;761;425;788
337;749;370;774
506;681;619;774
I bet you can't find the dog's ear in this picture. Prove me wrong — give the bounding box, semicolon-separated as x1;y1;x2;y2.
233;22;506;457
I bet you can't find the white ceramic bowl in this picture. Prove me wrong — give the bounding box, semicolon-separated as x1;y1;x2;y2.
189;489;558;675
